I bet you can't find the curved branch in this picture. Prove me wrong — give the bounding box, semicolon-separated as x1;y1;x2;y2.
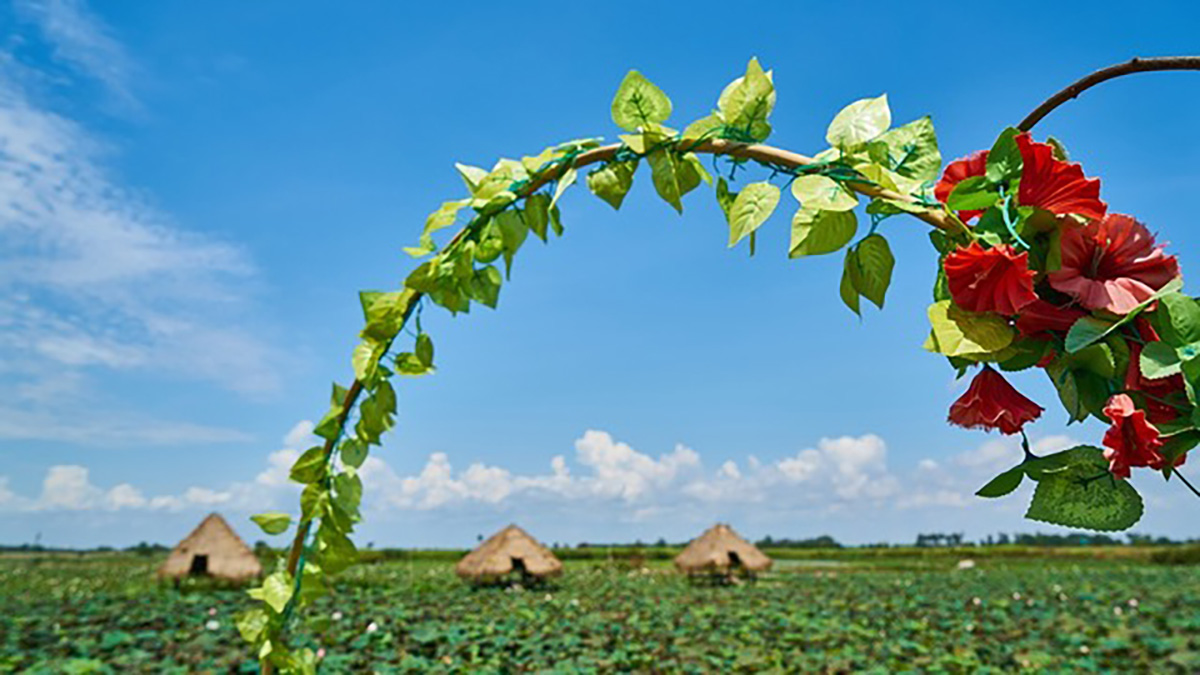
522;139;957;232
1018;56;1200;131
265;136;953;674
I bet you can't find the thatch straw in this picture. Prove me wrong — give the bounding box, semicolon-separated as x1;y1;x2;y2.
455;524;562;582
674;523;772;574
157;513;262;582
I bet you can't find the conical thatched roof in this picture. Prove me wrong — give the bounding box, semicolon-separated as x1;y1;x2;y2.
157;513;262;581
455;524;562;581
674;523;772;574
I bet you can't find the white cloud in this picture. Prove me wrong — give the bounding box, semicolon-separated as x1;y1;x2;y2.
14;0;138;109
0;7;283;446
0;427;1105;534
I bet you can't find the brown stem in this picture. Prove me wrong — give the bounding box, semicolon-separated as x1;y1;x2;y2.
1018;56;1200;131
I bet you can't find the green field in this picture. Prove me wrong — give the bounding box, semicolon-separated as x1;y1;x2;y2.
3;550;1200;673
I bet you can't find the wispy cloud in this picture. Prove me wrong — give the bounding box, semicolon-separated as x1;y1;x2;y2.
0;1;282;445
13;0;138;110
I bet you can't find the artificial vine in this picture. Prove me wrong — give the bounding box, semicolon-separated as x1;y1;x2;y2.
235;57;1200;672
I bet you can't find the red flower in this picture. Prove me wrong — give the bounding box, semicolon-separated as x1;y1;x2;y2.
943;243;1038;315
1015;133;1107;221
1124;318;1186;424
934;151;989;222
1015;299;1087;338
948;366;1044;435
1101;393;1181;478
1048;214;1181;314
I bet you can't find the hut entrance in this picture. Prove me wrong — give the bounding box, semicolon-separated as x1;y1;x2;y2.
728;551;742;569
510;556;531;582
189;554;210;576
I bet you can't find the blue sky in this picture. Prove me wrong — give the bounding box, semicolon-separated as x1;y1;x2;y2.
2;0;1200;548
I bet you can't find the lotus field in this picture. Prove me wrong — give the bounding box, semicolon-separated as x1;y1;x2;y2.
3;551;1200;673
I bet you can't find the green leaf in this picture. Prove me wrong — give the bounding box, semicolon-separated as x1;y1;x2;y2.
415;333;434;367
681;113;724;142
1159;292;1200;345
1044;361;1088;423
826;94;890;148
495;210;528;278
1047;136;1069;160
465;265;502;308
550;166;576;210
289;446;328;485
340;438;368;469
1065;316;1116;354
611;70;672;131
312;403;345;441
235;609;269;643
976;466;1024;498
523;193;551;241
727;181;781;247
789;209;857;257
352;339;385;382
404;199;470;257
586;160;637;210
1141;340;1183;379
945;176;999;212
985;127;1023;184
1024;446;1144;531
454;163;489;194
261;571;294;614
251;512;292;536
790;175;858;212
647;150;684;213
715;178;737;222
851;235;895;309
717;58;775;141
867;116;941;182
317;525;358;575
926;300;1015;357
839;250;861;316
676;153;709;199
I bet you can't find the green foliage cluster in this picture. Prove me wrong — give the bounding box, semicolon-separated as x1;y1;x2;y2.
6;556;1200;672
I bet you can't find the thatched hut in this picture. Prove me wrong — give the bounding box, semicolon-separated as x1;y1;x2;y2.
455;524;562;585
158;513;262;582
675;523;772;581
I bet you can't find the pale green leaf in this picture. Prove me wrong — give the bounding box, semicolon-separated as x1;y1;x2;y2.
647;150;684;213
789;208;856;257
261;571;293;614
611;70;672;131
867;116;941;182
790;175;858;212
727;181;781;247
404;199;470;257
826;94;890;148
586;160;637;210
926;300;1015;357
251;512;292;536
717;58;775;141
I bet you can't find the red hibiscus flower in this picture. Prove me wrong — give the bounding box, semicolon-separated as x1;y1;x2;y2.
943;243;1038;315
1015;133;1107;221
934;150;989;222
1101;393;1181;478
948;366;1044;435
1048;214;1181;314
1015;299;1087;338
1124;318;1186;424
